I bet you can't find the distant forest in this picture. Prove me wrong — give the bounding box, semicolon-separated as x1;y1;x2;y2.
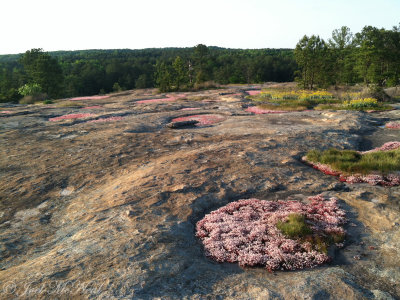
0;24;399;103
0;47;296;102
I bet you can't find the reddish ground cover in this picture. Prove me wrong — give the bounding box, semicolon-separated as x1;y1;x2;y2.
246;90;261;96
196;194;346;271
171;114;225;126
360;141;400;154
70;96;110;101
343;174;400;185
385;122;400;129
49;113;94;122
81;106;103;109
246;106;288;114
86;116;125;123
0;111;13;114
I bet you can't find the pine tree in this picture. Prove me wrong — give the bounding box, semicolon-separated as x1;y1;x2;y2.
20;48;64;98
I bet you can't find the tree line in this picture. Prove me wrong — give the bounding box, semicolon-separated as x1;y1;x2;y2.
0;46;295;102
295;24;400;90
0;23;399;103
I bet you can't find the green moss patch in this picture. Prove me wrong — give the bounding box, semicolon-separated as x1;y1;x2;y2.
276;214;312;238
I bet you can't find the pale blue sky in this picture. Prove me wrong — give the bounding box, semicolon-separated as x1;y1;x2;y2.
1;0;399;54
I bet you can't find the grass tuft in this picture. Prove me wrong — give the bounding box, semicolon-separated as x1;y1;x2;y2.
276;214;312;238
306;148;400;174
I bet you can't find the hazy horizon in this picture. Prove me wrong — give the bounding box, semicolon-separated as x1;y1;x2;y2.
1;0;399;55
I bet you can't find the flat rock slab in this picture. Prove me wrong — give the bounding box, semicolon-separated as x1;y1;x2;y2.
0;83;399;299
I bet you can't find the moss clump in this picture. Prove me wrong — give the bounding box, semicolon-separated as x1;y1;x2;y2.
277;214;346;254
276;214;312;239
306;148;400;175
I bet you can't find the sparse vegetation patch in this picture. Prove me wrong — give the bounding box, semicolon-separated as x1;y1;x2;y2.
385;121;400;129
304;142;400;185
249;88;392;112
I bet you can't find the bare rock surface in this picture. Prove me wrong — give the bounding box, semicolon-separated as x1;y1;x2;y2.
0;84;399;299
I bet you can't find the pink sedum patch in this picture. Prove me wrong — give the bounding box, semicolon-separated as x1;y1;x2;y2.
309;162;342;177
246;106;288;114
246;90;261;96
49;113;94;121
385;122;400;129
196;194;346;271
70;96;109;101
1;111;13;114
81;105;103;109
344;173;400;186
87;116;124;123
171;114;225;126
361;141;400;154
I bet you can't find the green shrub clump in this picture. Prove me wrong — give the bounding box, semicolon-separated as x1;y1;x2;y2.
342;98;378;110
18;83;47;104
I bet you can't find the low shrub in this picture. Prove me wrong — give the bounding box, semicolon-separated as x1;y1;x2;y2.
367;85;391;102
19;93;48;104
342;98;378;110
193;81;218;91
18;83;42;97
259;89;334;101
